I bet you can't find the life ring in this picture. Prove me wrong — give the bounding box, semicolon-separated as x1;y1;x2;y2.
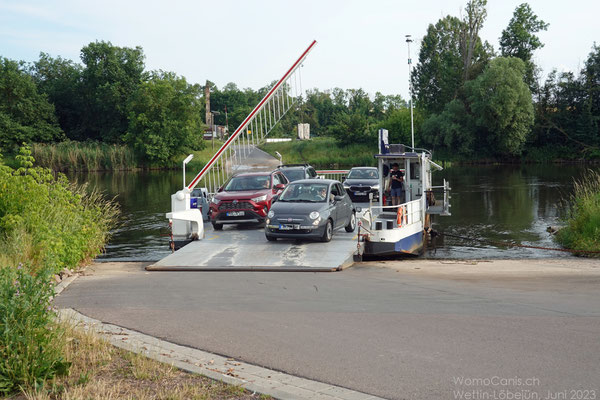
396;206;405;227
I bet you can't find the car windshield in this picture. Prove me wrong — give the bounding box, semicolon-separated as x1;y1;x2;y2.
347;169;378;179
279;182;329;203
281;169;305;182
224;176;271;191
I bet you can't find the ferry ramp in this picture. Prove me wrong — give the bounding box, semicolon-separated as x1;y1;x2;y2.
146;223;361;272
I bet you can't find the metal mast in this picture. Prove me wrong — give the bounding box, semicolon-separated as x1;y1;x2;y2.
406;35;414;149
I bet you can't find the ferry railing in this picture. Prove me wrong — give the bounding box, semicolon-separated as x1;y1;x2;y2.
425;178;451;215
316;170;349;182
364;199;422;230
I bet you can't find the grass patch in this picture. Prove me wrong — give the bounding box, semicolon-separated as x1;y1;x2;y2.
174;140;225;171
30;141;138;172
260;137;376;169
556;170;600;254
5;321;260;399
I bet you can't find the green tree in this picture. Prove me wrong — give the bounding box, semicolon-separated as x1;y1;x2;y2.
80;41;145;143
328;112;372;146
31;53;84;140
466;57;534;155
125;71;205;164
422;99;476;155
460;0;489;81
500;3;549;90
412;16;465;113
0;58;64;149
377;108;424;146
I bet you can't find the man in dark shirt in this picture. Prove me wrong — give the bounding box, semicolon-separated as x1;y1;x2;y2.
389;163;404;206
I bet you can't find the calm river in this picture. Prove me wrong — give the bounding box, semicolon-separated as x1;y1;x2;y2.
68;164;596;261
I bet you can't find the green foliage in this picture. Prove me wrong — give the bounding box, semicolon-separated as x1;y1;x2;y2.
30;141;137;171
261;137;376;169
327;112;373;146
376;108;424;146
31;53;84;140
0;265;69;394
530;44;600;157
465;57;534;155
125;71;206;164
0;145;119;272
412;16;465;113
0;58;64;150
500;3;549;88
556;171;600;253
79;41;145;143
422;99;475;155
412;4;493;114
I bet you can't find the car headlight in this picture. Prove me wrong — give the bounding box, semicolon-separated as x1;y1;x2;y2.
309;211;320;220
251;194;268;202
343;184;350;189
267;210;275;218
372;184;380;190
211;197;220;205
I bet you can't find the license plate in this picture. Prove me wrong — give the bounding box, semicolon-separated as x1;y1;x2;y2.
354;192;367;196
226;211;244;217
278;224;298;230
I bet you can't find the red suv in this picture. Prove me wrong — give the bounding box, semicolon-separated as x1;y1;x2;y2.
209;171;288;230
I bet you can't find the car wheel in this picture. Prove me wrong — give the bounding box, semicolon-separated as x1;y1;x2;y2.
265;234;277;242
212;222;223;231
345;212;356;232
320;219;333;242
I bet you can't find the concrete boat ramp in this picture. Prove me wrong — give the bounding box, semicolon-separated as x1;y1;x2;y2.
146;223;360;272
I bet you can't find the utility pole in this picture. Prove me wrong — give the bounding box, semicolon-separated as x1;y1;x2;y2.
205;81;214;149
406;35;415;149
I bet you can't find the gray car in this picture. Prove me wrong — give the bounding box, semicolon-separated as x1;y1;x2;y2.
265;179;356;242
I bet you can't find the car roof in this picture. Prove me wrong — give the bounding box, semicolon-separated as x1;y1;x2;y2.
232;172;273;177
289;178;339;185
350;166;377;170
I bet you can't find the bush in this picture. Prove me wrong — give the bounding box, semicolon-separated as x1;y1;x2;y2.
556;170;600;254
0;145;119;273
0;264;69;394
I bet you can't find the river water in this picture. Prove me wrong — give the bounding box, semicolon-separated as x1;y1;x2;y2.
68;164;596;262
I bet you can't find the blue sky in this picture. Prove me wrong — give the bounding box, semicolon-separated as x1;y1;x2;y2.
1;0;598;98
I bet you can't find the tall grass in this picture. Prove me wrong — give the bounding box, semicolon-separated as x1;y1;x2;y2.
31;141;137;171
261;137;376;169
556;170;600;254
0;146;120;273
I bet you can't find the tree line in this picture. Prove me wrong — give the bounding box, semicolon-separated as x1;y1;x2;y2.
412;0;599;160
0;1;598;166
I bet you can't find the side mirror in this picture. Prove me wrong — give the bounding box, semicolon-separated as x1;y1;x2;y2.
275;183;285;190
341;176;346;182
217;186;224;192
334;195;343;202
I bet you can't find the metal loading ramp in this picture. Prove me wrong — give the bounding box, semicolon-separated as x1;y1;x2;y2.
146;224;360;272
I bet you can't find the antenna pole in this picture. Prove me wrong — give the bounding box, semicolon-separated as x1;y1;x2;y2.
406;35;414;149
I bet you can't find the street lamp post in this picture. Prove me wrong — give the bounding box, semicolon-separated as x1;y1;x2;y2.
406;34;415;149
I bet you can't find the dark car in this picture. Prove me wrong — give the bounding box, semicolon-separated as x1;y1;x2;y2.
276;164;319;182
342;167;380;201
265;179;356;242
209;171;288;230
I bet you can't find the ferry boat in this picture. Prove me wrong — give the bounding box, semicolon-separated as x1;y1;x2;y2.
359;129;451;256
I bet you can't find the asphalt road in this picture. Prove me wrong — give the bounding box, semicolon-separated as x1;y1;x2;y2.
54;260;600;400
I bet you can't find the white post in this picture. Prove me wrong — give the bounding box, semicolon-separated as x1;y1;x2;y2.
183;154;194;189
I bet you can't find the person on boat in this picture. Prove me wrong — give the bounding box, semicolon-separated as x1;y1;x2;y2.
389;163;404;206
